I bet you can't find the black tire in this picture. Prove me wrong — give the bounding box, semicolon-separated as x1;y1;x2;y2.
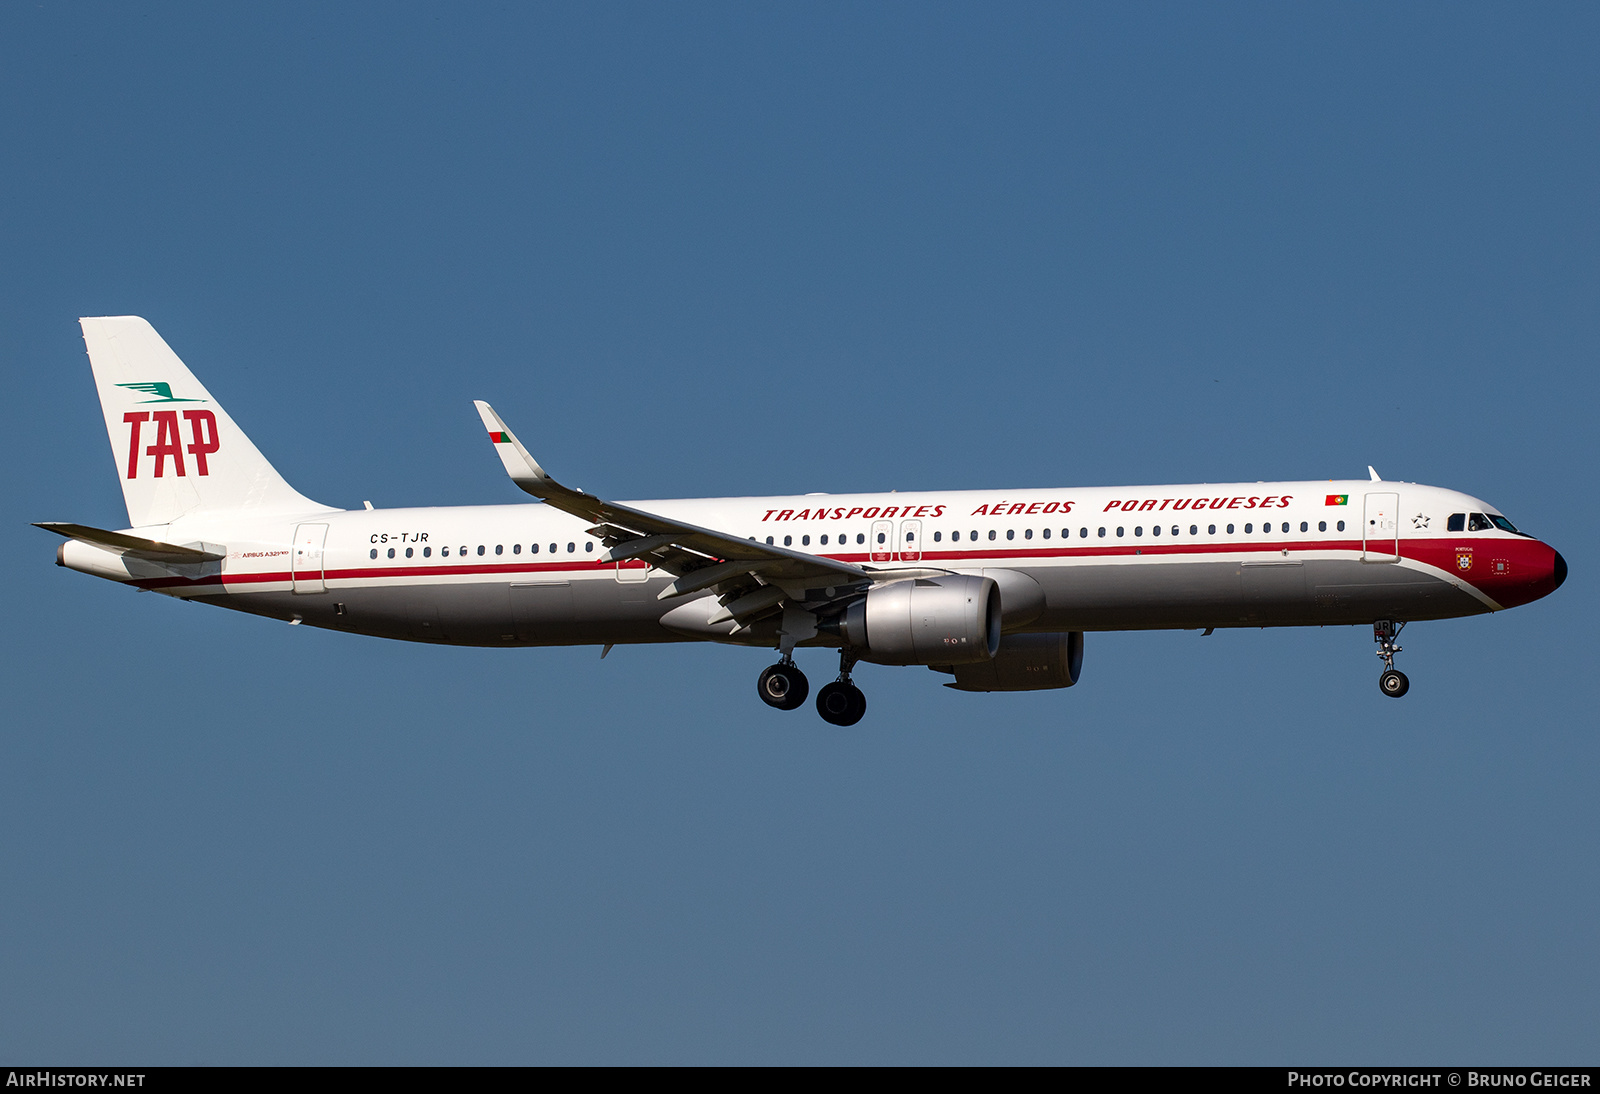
816;681;867;726
844;683;867;725
1379;669;1410;698
758;663;809;710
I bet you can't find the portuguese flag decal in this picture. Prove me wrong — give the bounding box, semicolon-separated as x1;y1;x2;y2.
490;431;510;444
1325;494;1349;506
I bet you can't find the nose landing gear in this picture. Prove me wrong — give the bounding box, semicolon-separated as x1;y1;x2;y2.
815;650;867;726
1374;620;1410;698
757;658;809;711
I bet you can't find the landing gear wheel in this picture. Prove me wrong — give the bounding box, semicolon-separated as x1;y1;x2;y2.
1379;669;1410;698
816;681;867;726
757;662;809;711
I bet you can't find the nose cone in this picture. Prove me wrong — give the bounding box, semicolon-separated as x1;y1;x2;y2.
1485;540;1567;609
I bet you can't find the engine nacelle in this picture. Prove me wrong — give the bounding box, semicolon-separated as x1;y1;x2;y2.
937;631;1084;691
837;575;1001;666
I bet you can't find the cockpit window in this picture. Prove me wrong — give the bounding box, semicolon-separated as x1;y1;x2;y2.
1468;513;1494;531
1447;513;1465;532
1489;514;1519;533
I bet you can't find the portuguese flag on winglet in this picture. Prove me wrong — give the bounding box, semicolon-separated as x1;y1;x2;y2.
490;431;510;443
1325;494;1348;506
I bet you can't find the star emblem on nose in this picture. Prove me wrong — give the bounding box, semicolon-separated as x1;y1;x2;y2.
1412;513;1430;529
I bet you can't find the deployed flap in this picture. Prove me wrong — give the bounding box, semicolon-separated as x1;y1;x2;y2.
80;317;333;526
472;400;872;588
34;522;224;563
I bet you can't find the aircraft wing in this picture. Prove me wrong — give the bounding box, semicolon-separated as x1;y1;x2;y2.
473;402;880;615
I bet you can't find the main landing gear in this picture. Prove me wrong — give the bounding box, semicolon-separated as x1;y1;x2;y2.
757;658;809;711
756;650;867;725
815;651;867;727
1374;620;1410;698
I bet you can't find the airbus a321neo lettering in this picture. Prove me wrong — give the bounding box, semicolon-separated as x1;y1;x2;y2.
41;317;1567;725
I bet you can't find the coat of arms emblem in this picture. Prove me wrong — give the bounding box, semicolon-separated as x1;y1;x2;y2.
1457;552;1473;571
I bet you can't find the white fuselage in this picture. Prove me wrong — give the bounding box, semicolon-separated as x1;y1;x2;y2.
58;479;1562;649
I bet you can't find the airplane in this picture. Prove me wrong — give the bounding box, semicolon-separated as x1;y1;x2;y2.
39;317;1567;725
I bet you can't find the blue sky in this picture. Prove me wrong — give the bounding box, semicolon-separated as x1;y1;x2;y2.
2;3;1596;1063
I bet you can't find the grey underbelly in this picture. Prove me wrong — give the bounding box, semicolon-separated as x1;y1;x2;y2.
195;557;1486;646
1024;558;1484;630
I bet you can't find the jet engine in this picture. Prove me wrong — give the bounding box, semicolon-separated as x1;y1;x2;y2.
833;575;1001;666
935;631;1084;691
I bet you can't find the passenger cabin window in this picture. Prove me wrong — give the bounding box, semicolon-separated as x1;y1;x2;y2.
406;547;414;558
495;544;503;555
369;548;378;559
933;532;941;542
1317;522;1326;532
477;545;486;556
1448;513;1466;531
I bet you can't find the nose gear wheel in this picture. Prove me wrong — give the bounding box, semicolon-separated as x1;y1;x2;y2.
1374;620;1410;698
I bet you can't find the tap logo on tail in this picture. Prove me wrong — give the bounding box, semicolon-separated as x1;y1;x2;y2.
117;382;206;404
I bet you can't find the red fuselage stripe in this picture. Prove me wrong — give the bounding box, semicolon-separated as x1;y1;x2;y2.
128;536;1498;591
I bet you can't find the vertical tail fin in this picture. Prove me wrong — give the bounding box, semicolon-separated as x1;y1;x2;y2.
80;316;332;527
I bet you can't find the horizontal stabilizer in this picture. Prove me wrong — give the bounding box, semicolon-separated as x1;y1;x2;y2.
33;522;224;563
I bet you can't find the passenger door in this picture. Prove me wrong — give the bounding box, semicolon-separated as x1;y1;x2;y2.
1363;493;1399;562
291;523;328;593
